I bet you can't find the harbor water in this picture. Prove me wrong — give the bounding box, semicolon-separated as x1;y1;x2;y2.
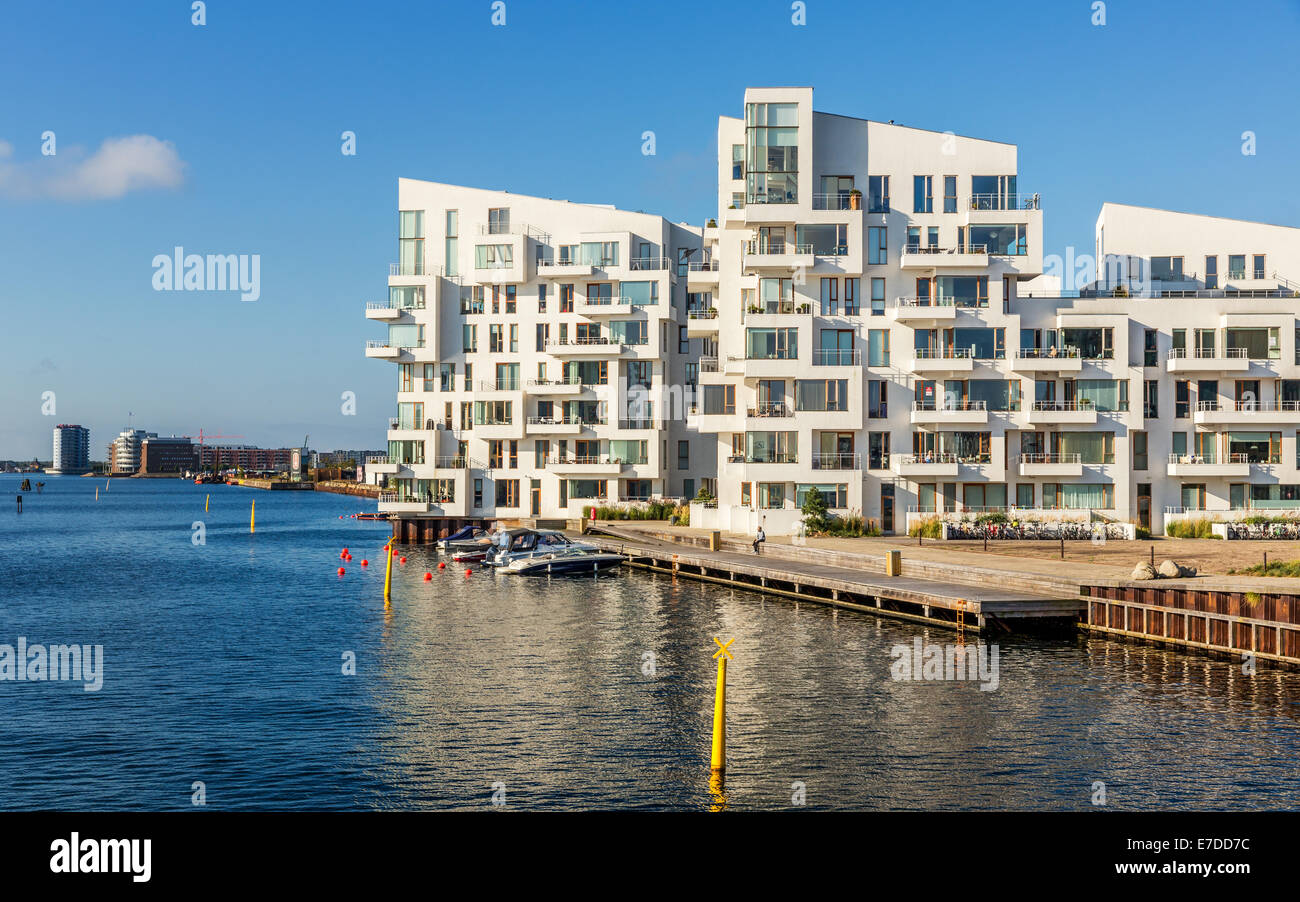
1;475;1297;810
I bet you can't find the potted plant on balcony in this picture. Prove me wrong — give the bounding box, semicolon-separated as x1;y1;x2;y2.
848;189;862;210
706;219;717;228
797;302;810;314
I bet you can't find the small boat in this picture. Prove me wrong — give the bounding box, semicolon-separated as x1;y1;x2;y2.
354;512;389;521
485;528;597;568
438;524;492;552
504;547;626;576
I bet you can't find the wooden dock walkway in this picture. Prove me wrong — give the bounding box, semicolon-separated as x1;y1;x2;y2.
585;530;1083;634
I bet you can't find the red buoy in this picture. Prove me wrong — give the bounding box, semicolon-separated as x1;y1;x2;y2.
423;572;432;581
338;567;345;576
360;559;369;567
438;561;446;570
399;556;407;563
343;548;349;553
464;568;472;576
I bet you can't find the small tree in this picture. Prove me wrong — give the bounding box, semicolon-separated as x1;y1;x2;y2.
801;487;832;535
694;484;715;503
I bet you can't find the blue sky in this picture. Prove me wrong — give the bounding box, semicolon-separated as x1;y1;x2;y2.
2;0;1299;459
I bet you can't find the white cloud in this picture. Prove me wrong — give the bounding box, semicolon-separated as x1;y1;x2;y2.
0;135;186;201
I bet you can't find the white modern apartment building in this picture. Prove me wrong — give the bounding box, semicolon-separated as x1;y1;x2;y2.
1082;203;1300;534
367;91;1300;538
689;87;1044;535
366;179;711;527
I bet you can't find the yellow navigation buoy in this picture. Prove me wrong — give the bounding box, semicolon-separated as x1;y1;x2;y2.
250;500;255;534
383;536;395;606
205;494;210;513
711;637;734;778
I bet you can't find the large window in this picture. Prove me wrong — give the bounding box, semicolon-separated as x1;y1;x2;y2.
913;175;933;213
620;281;658;306
745;102;799;204
868;226;887;265
474;244;513;269
867;175;889;212
746;328;798;359
935;276;988;307
399;210;424;275
1225;327;1279;360
580;241;619;267
795;379;849;412
1150;256;1184;281
970;175;1017;210
796;224;847;255
1052;432;1115;464
968;224;1027;255
1043;483;1114;510
744;431;797;464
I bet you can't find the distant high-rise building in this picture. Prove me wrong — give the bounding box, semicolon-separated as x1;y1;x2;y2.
50;424;91;474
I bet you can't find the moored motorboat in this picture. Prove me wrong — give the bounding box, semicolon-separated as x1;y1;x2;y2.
503;547;625;575
485;528;596;567
438;524;491;552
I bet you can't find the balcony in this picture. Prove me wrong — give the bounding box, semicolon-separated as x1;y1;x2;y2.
742;241;815;272
811;193;861;211
525;416;600;435
687;308;720;337
548;456;624;475
388;262;438;278
687;260;720;289
1166;453;1251;477
1017;453;1083;477
365;340;400;359
1011;346;1083;374
1194;399;1300;425
377;492;430;514
364;298;424;320
546;337;622;357
578;296;640;317
968;193;1041;212
810;349;861;368
746;403;791;419
900;245;989;271
890;297;958;323
810;452;861;471
893;453;961;477
1026;400;1099;425
910;347;976;374
1166;347;1251;373
525;377;588;395
536;260;595;280
910;400;990;425
365;454;399;475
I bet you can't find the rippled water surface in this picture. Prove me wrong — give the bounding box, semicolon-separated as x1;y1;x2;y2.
1;475;1297;810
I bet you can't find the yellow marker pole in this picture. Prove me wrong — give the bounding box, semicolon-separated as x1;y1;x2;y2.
710;637;734;778
95;487;99;501
383;537;394;606
250;500;255;534
205;494;210;513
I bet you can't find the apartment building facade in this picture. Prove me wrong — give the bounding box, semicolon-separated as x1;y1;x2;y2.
366;180;710;522
689;87;1044;535
368;90;1300;537
1085;203;1300;534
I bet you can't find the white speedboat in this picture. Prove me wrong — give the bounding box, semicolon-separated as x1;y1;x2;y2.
503;547;626;575
485;528;598;568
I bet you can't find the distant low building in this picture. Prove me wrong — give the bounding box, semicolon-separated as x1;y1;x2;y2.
140;436;198;474
200;444;295;471
50;424;91;475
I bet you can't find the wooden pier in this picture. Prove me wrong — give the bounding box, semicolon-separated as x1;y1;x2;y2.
584;529;1083;634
